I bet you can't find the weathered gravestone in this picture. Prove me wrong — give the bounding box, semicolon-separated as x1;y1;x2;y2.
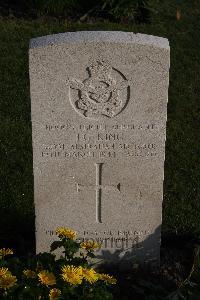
29;31;170;267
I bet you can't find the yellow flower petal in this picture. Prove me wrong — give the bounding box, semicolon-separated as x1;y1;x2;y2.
0;248;14;259
49;288;61;300
98;273;117;285
81;240;101;251
0;273;17;290
0;268;10;277
61;265;83;285
82;268;98;284
56;227;77;240
38;270;56;286
23;269;36;278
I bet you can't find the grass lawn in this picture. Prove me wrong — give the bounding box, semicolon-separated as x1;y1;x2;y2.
0;0;200;255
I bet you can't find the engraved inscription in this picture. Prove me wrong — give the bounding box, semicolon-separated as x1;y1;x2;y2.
76;163;120;223
41;142;157;159
41;122;158;159
69;61;130;119
45;123;156;132
45;229;151;250
78;236;140;250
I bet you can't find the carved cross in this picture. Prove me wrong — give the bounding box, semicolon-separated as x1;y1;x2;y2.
76;163;120;223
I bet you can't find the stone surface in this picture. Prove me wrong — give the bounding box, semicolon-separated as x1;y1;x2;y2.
29;31;170;267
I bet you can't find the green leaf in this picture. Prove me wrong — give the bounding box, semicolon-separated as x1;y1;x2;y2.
50;240;63;252
87;252;96;258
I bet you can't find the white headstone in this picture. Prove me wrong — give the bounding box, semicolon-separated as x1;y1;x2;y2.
29;31;170;268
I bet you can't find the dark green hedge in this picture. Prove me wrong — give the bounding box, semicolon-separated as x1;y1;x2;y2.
1;0;150;22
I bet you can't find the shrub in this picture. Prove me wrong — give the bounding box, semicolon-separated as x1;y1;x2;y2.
34;0;150;22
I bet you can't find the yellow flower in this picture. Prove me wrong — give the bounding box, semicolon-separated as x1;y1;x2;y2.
49;288;61;300
61;265;83;285
82;268;98;284
80;240;101;251
0;268;10;277
23;269;36;278
98;273;117;285
0;273;17;290
38;270;56;286
56;227;77;240
0;248;13;259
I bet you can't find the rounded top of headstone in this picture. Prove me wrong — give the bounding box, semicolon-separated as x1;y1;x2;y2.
29;31;169;50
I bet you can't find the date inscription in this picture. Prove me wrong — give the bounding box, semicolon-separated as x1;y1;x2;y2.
40;122;159;160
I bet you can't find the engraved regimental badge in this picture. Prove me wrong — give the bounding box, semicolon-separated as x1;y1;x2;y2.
69;60;130;119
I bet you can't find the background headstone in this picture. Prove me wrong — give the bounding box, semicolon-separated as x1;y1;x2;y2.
29;31;170;267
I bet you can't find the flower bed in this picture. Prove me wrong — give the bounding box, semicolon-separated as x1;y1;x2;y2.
0;227;116;299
